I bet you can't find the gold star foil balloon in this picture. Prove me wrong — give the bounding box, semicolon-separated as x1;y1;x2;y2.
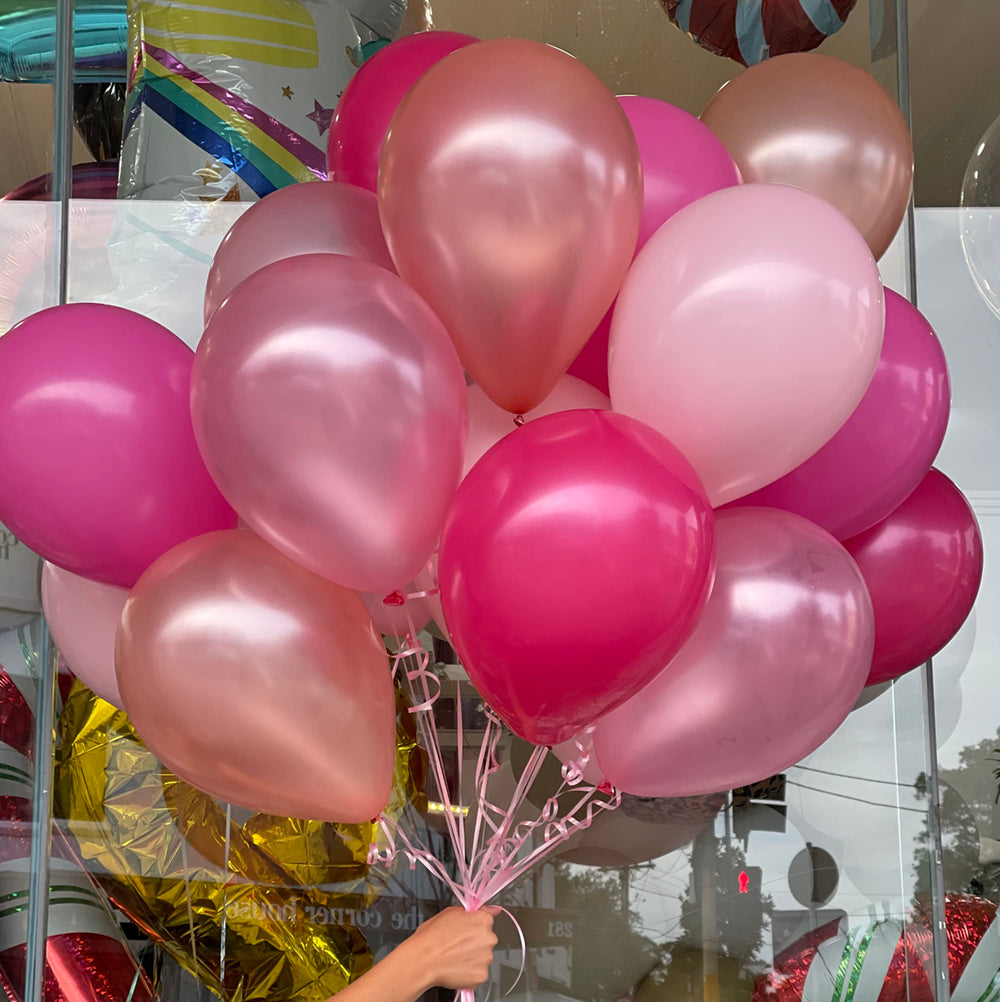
54;681;425;1002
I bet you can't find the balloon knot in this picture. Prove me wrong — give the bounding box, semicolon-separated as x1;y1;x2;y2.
513;413;525;427
383;590;406;607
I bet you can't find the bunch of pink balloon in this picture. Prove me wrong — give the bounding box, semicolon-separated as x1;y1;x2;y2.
0;32;982;823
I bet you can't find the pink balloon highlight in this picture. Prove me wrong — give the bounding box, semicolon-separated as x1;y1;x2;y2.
439;409;715;746
116;529;396;823
731;289;950;540
204;181;394;323
327;30;478;193
610;183;885;506
0;303;237;588
568;95;741;393
464;375;610;476
41;562;128;709
191;254;468;594
593;508;875;798
844;469;983;685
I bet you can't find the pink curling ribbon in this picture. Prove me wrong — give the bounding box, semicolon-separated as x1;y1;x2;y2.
370;629;620;1001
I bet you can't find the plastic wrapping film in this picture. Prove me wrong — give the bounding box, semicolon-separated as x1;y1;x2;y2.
54;680;426;1002
662;0;858;66
118;0;365;202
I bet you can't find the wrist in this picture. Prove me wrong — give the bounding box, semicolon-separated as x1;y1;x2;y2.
388;933;437;997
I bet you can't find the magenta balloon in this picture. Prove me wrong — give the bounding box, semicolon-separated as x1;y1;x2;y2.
438;409;715;746
0;304;236;587
568;95;740;393
844;469;983;686
204;181;395;323
593;508;875;798
192;253;468;594
465;375;610;476
327;30;478;193
610;183;885;506
731;290;950;539
41;562;127;709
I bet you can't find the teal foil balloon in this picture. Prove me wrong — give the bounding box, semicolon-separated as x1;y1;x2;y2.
0;1;127;82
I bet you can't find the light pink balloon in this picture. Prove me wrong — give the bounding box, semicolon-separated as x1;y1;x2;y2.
360;583;432;638
413;553;450;643
41;562;127;709
465;375;610;475
204;181;395;324
116;530;396;823
609;183;885;506
191;253;468;594
593;508;874;798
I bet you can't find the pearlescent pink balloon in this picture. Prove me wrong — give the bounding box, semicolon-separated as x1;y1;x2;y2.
379;38;643;415
464;376;610;475
116;529;396;823
41;562;127;709
731;290;949;539
204;181;394;323
609;184;885;506
0;304;237;587
360;583;432;638
439;410;715;746
567;95;741;394
191;254;468;594
593;508;875;798
327;31;478;193
844;469;983;686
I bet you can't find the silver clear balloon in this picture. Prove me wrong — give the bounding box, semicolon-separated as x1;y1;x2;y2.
960;112;1000;319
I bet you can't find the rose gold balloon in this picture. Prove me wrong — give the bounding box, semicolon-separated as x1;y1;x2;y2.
116;530;396;824
379;38;643;414
700;53;913;259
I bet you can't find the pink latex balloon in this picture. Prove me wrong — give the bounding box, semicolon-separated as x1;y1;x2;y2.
568;95;741;393
465;375;610;475
844;469;983;686
593;508;875;798
609;183;884;506
327;31;478;193
41;562;127;709
360;583;432;637
379;38;643;415
191;253;468;594
730;290;950;539
438;409;715;746
204;181;394;323
0;304;236;587
116;529;396;823
413;553;449;643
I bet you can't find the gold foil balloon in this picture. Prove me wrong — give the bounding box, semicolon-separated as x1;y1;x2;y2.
54;682;425;1002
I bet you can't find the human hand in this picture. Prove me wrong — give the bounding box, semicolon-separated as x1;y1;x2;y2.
403;905;500;990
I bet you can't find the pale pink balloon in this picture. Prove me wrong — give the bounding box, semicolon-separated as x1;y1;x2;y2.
464;376;610;475
379;38;642;414
204;181;395;323
413;553;449;643
191;253;468;594
41;562;127;709
360;583;432;637
116;530;396;823
609;183;885;506
593;508;874;798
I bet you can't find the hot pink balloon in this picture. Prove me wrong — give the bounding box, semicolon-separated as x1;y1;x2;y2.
465;375;610;475
439;409;715;746
609;184;885;506
844;469;983;686
116;529;396;823
327;30;478;193
593;508;875;798
204;181;394;323
360;584;432;637
731;290;950;539
379;38;643;415
0;304;236;587
568;95;741;393
192;254;468;594
41;562;127;709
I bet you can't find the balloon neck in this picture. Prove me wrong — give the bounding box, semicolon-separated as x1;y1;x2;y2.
382;590;406;607
513;413;525;427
